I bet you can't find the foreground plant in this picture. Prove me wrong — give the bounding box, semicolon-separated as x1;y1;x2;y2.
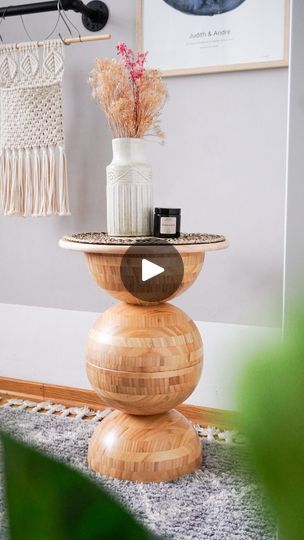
1;433;161;540
89;42;168;140
240;312;304;540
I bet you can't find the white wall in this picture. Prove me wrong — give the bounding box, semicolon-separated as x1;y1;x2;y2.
283;0;304;329
0;0;289;409
0;0;288;325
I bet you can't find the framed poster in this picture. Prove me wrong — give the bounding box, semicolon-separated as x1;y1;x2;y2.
136;0;289;77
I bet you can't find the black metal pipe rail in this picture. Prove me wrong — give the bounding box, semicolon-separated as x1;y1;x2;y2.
0;0;109;31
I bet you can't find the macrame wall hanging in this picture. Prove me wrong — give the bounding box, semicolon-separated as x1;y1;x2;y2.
0;39;70;216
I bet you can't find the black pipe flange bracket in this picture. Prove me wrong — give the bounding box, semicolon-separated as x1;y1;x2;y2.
81;0;109;31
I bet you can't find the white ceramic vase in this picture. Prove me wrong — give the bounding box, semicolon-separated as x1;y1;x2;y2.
106;138;153;236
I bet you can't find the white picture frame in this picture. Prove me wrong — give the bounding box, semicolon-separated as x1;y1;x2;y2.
136;0;290;77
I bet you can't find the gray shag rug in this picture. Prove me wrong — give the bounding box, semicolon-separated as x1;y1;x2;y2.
0;406;275;540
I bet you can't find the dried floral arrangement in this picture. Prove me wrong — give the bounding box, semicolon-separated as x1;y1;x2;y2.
89;43;168;141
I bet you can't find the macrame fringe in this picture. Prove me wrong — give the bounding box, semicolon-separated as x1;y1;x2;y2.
0;145;70;216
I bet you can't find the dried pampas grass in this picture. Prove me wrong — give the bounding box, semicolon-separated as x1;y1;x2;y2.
89;43;168;141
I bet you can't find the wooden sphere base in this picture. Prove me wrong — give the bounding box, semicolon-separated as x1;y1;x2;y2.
86;303;203;416
88;409;202;482
86;303;203;482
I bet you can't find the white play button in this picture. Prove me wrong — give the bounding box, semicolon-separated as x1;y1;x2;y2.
142;259;165;282
121;245;184;302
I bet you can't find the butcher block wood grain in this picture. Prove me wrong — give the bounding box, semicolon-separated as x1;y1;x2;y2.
88;409;202;482
86;303;203;415
85;248;205;304
59;233;228;482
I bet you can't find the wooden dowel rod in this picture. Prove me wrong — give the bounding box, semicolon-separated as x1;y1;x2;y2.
64;33;111;45
15;33;111;48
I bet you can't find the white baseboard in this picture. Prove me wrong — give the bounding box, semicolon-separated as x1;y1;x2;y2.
0;303;280;411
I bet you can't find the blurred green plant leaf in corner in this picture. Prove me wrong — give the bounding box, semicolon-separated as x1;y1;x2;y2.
1;433;161;540
239;312;304;540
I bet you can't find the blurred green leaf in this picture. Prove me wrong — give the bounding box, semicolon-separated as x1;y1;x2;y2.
239;315;304;540
1;433;160;540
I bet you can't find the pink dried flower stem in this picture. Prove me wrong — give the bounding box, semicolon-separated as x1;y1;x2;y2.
89;43;168;140
117;42;148;134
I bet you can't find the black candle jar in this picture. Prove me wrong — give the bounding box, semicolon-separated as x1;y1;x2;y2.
153;208;181;239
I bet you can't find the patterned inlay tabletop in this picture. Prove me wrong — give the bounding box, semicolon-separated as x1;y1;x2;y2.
63;232;226;246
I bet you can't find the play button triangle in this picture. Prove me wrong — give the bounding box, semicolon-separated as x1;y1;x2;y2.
142;259;165;282
120;244;184;303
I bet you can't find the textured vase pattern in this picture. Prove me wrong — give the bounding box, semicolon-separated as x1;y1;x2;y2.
106;138;153;236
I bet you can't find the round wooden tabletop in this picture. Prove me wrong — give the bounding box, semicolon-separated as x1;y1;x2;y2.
59;232;229;254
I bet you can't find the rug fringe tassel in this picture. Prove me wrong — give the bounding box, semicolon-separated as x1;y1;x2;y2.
0;145;70;217
0;397;241;443
0;398;112;423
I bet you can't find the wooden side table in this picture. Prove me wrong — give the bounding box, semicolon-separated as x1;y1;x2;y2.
59;233;228;482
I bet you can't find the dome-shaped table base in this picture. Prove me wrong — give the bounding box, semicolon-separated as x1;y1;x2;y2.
88;409;202;482
59;233;228;483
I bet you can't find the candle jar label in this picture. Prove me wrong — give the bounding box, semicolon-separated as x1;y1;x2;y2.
160;217;177;234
